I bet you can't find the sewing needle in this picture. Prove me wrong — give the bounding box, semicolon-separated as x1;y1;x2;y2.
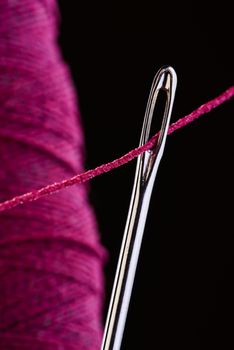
101;65;177;350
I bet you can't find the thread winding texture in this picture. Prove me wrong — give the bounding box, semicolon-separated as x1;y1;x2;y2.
0;1;105;349
0;85;233;214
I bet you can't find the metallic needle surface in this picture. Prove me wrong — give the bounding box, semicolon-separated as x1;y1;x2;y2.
101;66;177;350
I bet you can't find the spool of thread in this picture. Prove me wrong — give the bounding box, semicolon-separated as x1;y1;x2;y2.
0;1;105;349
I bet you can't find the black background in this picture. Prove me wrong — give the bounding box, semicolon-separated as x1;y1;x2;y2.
58;1;233;349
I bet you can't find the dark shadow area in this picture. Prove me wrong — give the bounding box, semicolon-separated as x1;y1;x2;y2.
58;1;234;348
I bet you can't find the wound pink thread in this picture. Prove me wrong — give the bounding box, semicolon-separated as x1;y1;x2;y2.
0;1;105;349
0;85;233;214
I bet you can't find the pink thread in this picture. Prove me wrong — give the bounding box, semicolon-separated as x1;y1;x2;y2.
0;85;233;214
0;1;105;349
